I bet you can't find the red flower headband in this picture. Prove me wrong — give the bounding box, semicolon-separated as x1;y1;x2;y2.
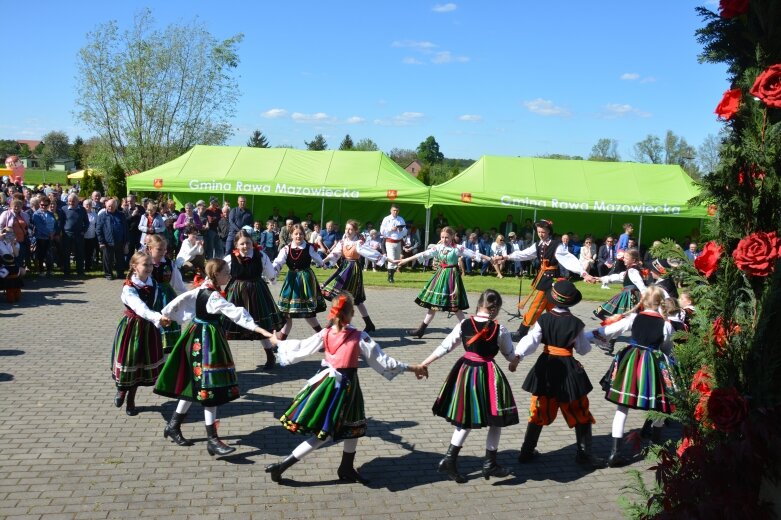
328;295;349;320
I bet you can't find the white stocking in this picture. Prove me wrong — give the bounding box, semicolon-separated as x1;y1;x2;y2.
486;426;501;451
450;427;470;447
204;406;217;426
612;405;629;438
423;310;436;325
280;318;293;336
305;317;321;330
342;438;359;454
292;436;327;460
175;400;191;415
357;302;369;318
455;310;466;322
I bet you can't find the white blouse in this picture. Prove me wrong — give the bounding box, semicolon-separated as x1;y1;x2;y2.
598;310;674;355
507;240;585;277
515;308;593;358
272;242;325;272
323;234;386;266
417;243;482;262
600;267;647;292
223;249;277;281
430;313;516;360
121;275;164;328
160;280;257;332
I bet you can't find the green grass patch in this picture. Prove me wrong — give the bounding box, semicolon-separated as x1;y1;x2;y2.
21;169;69;185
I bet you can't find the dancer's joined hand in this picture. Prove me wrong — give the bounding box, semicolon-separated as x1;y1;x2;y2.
409;364;428;379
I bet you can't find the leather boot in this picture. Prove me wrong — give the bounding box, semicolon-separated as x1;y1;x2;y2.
518;423;542;463
482;449;510;479
312;325;322;333
438;444;467;483
651;426;664;444
265;454;298;483
263;348;276;370
640;418;653;439
574;423;604;468
163;412;193;446
125;387;138;416
205;423;236;457
607;437;629;467
407;322;428;338
337;451;369;484
114;390;126;408
388;270;395;283
362;315;376;333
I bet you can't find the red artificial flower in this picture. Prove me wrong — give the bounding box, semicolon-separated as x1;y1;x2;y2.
738;165;766;187
677;436;694;457
707;387;748;432
694;394;709;424
715;88;741;120
750;64;781;109
690;367;713;395
732;231;781;277
712;316;741;354
694;241;723;278
719;0;749;19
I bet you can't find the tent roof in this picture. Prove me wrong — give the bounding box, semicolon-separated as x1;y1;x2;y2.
428;156;706;217
126;145;429;204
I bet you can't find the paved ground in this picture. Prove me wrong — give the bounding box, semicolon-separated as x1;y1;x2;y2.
0;276;666;520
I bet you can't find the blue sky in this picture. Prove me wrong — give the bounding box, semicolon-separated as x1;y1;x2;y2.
1;1;728;161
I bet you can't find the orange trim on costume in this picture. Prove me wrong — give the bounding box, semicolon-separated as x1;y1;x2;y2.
543;345;573;357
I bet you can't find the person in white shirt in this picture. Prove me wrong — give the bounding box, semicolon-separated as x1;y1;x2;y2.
175;226;205;277
379;204;407;283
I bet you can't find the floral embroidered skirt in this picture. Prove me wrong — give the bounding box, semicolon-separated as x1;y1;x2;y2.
110;313;164;389
321;259;366;304
433;357;519;429
277;268;327;318
602;344;677;412
414;266;469;312
223;278;286;340
280;367;366;440
152;282;182;354
154;319;240;407
594;286;639;320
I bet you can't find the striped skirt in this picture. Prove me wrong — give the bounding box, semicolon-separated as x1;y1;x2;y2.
153;283;182;354
604;344;677;412
415;266;469;312
433;357;519;429
321;259;366;304
280;367;366;440
110;313;164;389
594;286;639;320
277;268;327;318
153;319;240;407
223;278;286;340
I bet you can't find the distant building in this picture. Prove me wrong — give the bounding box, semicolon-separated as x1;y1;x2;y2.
405;159;423;178
52;158;76;172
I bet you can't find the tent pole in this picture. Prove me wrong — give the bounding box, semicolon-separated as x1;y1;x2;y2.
320;198;325;228
533;209;537;242
638;215;644;250
425;207;431;248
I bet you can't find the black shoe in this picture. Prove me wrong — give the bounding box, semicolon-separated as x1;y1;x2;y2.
163;412;193;446
125;388;138;416
125;405;138;416
362;316;376;333
205;424;236;456
518;423;543;463
651;426;664;444
263;349;276;370
337;451;369;484
438;445;467;483
607;437;629;468
113;390;126;408
482;450;511;479
265;454;299;483
574;423;604;469
407;322;428;338
640;419;653;439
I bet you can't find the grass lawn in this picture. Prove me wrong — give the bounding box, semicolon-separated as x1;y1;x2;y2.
20;169;69;185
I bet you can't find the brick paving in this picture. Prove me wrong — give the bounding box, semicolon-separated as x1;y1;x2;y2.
0;276;664;520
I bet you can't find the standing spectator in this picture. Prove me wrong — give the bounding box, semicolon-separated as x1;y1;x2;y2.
166;199;179;218
498;214;517;238
597;236;617;277
278;218;295;249
90;191;103;210
260;220;278;260
559;234;573;278
124;195;144;256
402;219;421;269
59;193;88;276
82;199;99;272
174;203;202;244
268;206;283;227
685;242;700;262
579;235;597;275
379;204;407;283
96;198;128;280
203;197;222;259
217;206;230;254
32;197;56;276
0;198;30;268
226;196;253;252
138;202;166;250
195;200;207;222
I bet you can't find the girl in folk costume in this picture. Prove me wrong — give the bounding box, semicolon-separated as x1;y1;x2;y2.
111;251;170;416
0;227;24;302
146;235;187;353
393;226;491;339
593;248;647;321
154;259;272;457
420;289;519;483
271;224;327;340
592;286;677;467
503;220;595;339
264;294;428;484
222;230;286;369
321;219;386;332
509;280;603;469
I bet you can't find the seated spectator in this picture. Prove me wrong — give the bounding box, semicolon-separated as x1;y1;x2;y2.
597;236;617;277
490;234;508;278
175;226;205;278
506;232;521;275
579;235;597;275
685;242;699;262
365;230;382;272
462;232;481;275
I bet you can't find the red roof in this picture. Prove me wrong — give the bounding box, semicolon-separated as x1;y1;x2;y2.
17;139;41;150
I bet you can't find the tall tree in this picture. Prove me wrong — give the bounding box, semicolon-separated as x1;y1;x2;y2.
338;134;354;150
353;138;379;151
416;136;444;165
41;131;71;170
388;148;417;168
247;130;270;148
71;136;85;169
0;140;21;160
633;134;664;164
697;133;723;175
536;153;585;160
588;138;620;161
305;134;328;151
75;9;243;172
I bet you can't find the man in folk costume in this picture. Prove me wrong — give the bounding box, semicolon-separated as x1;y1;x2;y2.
379;204;407;283
509;280;603;468
504;220;596;339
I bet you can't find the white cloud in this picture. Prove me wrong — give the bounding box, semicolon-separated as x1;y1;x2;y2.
402;57;424;65
523;98;571;117
392;40;437;50
393;39;468;65
431;51;469;64
262;108;288;119
620;73;640;80
458;114;482;122
345;116;365;124
601;103;651;118
291;112;337;123
432;3;457;12
374;112;425;126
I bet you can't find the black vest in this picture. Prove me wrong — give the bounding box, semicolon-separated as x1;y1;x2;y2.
230;251;263;280
195;288;222;322
286;243;312;271
152;258;173;285
460;319;501;358
537;310;585;347
631;312;666;348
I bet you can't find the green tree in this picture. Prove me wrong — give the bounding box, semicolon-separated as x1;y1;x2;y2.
75;9;243;172
697;133;723;176
633;134;664;164
353;138;379;152
71;136;85;169
246;130;270;148
664;130;699;176
41;131;71;170
536;153;585;160
0;140;21;160
305;134;328;151
17;143;30;157
338;134;354;150
588;138;620;161
388;148;417;168
106;163;127;198
416;136;444;165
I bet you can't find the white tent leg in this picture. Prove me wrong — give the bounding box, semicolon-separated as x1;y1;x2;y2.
320;198;325;228
638;215;644;250
425;207;431;247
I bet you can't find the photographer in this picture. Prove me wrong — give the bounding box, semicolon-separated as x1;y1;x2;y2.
175;225;205;278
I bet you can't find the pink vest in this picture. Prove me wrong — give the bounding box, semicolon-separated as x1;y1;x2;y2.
323;327;361;369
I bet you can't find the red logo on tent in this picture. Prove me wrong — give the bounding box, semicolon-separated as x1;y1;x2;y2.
153;178;164;189
386;189;398;200
461;192;472;203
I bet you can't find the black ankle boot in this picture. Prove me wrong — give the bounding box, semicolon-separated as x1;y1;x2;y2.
263;348;276;370
265;454;299;483
205;423;236;457
407;322;428;338
312;325;322;333
125;387;138;416
337;451;369;484
388;270;395;283
163;412;193;446
114;390;126;408
640;418;653;439
438;444;467;483
362;316;376;333
482;449;510;479
651;426;664;444
574;423;604;468
518;423;543;463
607;437;629;467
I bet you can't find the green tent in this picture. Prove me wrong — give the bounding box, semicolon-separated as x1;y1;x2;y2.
126;145;430;226
426;156;708;245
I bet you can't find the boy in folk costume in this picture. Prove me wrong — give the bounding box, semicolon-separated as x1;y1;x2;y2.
503;220;596;339
509;280;603;468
